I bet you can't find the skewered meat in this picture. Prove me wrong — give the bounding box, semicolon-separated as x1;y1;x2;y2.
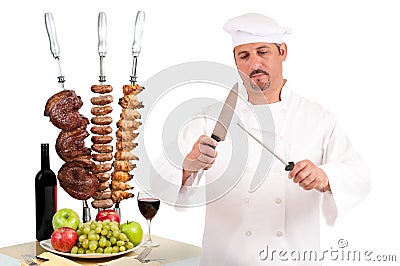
112;191;133;202
91;84;113;94
118;95;144;109
92;190;112;200
91;116;113;125
122;84;144;95
115;141;137;151
92;152;113;162
45;90;88;131
58;162;97;200
115;129;139;141
114;151;139;161
120;109;141;120
96;172;111;182
92;163;112;174
111;181;133;190
116;119;142;130
90;95;114;105
45;89;97;201
56;127;91;162
91;135;113;144
91;144;113;153
111;83;144;203
91;106;113;116
91;199;114;209
113;160;136;171
111;171;133;182
91;125;113;135
90;84;115;209
97;181;110;191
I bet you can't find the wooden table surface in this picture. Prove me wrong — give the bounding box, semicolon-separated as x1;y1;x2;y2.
0;235;201;265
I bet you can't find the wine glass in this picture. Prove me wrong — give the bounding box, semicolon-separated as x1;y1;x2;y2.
137;190;160;247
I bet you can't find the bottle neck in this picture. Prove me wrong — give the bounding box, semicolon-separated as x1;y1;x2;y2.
41;144;51;170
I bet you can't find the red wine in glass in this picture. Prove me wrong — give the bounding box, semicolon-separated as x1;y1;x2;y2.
137;191;160;247
138;198;160;220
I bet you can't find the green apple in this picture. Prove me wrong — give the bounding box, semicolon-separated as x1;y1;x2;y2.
120;221;143;246
52;208;80;230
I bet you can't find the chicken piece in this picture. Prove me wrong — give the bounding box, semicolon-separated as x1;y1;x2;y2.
118;95;144;110
116;119;142;130
115;129;139;141
120;109;141;120
112;190;133;203
111;171;133;182
111;180;133;191
114;151;139;161
122;84;144;96
112;160;136;172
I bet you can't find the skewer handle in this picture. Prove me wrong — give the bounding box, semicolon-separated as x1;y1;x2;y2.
98;12;107;57
44;12;60;59
132;11;145;56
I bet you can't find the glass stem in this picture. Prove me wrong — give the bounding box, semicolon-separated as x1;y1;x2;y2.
147;219;152;243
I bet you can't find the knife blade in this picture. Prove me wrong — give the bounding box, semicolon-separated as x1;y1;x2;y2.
210;82;239;148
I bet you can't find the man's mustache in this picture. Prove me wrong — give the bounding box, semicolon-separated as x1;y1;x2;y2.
249;69;269;78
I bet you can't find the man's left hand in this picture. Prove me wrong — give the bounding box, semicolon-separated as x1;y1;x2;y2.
288;160;331;192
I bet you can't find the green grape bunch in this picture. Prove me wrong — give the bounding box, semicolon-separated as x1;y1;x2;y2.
70;220;135;254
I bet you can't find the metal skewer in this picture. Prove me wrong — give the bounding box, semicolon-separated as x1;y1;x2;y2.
237;123;294;171
45;13;91;222
129;11;145;85
44;13;65;89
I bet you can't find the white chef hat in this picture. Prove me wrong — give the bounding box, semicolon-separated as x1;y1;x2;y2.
223;13;291;47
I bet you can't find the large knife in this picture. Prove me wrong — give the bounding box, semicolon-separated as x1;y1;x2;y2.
210;82;239;148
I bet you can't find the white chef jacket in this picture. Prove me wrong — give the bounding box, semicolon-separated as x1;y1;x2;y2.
152;81;370;266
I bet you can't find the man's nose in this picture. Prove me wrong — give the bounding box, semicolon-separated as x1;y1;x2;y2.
249;55;262;70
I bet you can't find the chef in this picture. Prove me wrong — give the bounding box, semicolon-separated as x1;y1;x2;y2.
153;13;371;265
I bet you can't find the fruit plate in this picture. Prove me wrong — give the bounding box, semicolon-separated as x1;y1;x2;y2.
39;239;144;259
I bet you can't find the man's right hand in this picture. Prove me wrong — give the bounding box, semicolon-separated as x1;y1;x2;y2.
182;135;218;185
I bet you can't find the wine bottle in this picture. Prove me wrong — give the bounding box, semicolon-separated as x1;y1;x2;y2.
35;143;57;241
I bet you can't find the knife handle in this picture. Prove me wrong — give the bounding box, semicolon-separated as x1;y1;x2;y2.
209;134;221;149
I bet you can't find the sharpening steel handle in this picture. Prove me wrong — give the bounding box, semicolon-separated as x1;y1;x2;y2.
285;162;294;171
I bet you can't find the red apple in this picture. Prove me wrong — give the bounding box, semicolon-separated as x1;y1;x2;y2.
95;209;121;223
51;227;78;253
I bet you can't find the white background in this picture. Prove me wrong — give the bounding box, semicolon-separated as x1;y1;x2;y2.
1;0;399;264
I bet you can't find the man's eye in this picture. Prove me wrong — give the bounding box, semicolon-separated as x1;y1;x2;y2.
258;51;268;55
239;54;249;60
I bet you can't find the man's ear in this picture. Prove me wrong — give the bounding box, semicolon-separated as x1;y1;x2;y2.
279;43;288;60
